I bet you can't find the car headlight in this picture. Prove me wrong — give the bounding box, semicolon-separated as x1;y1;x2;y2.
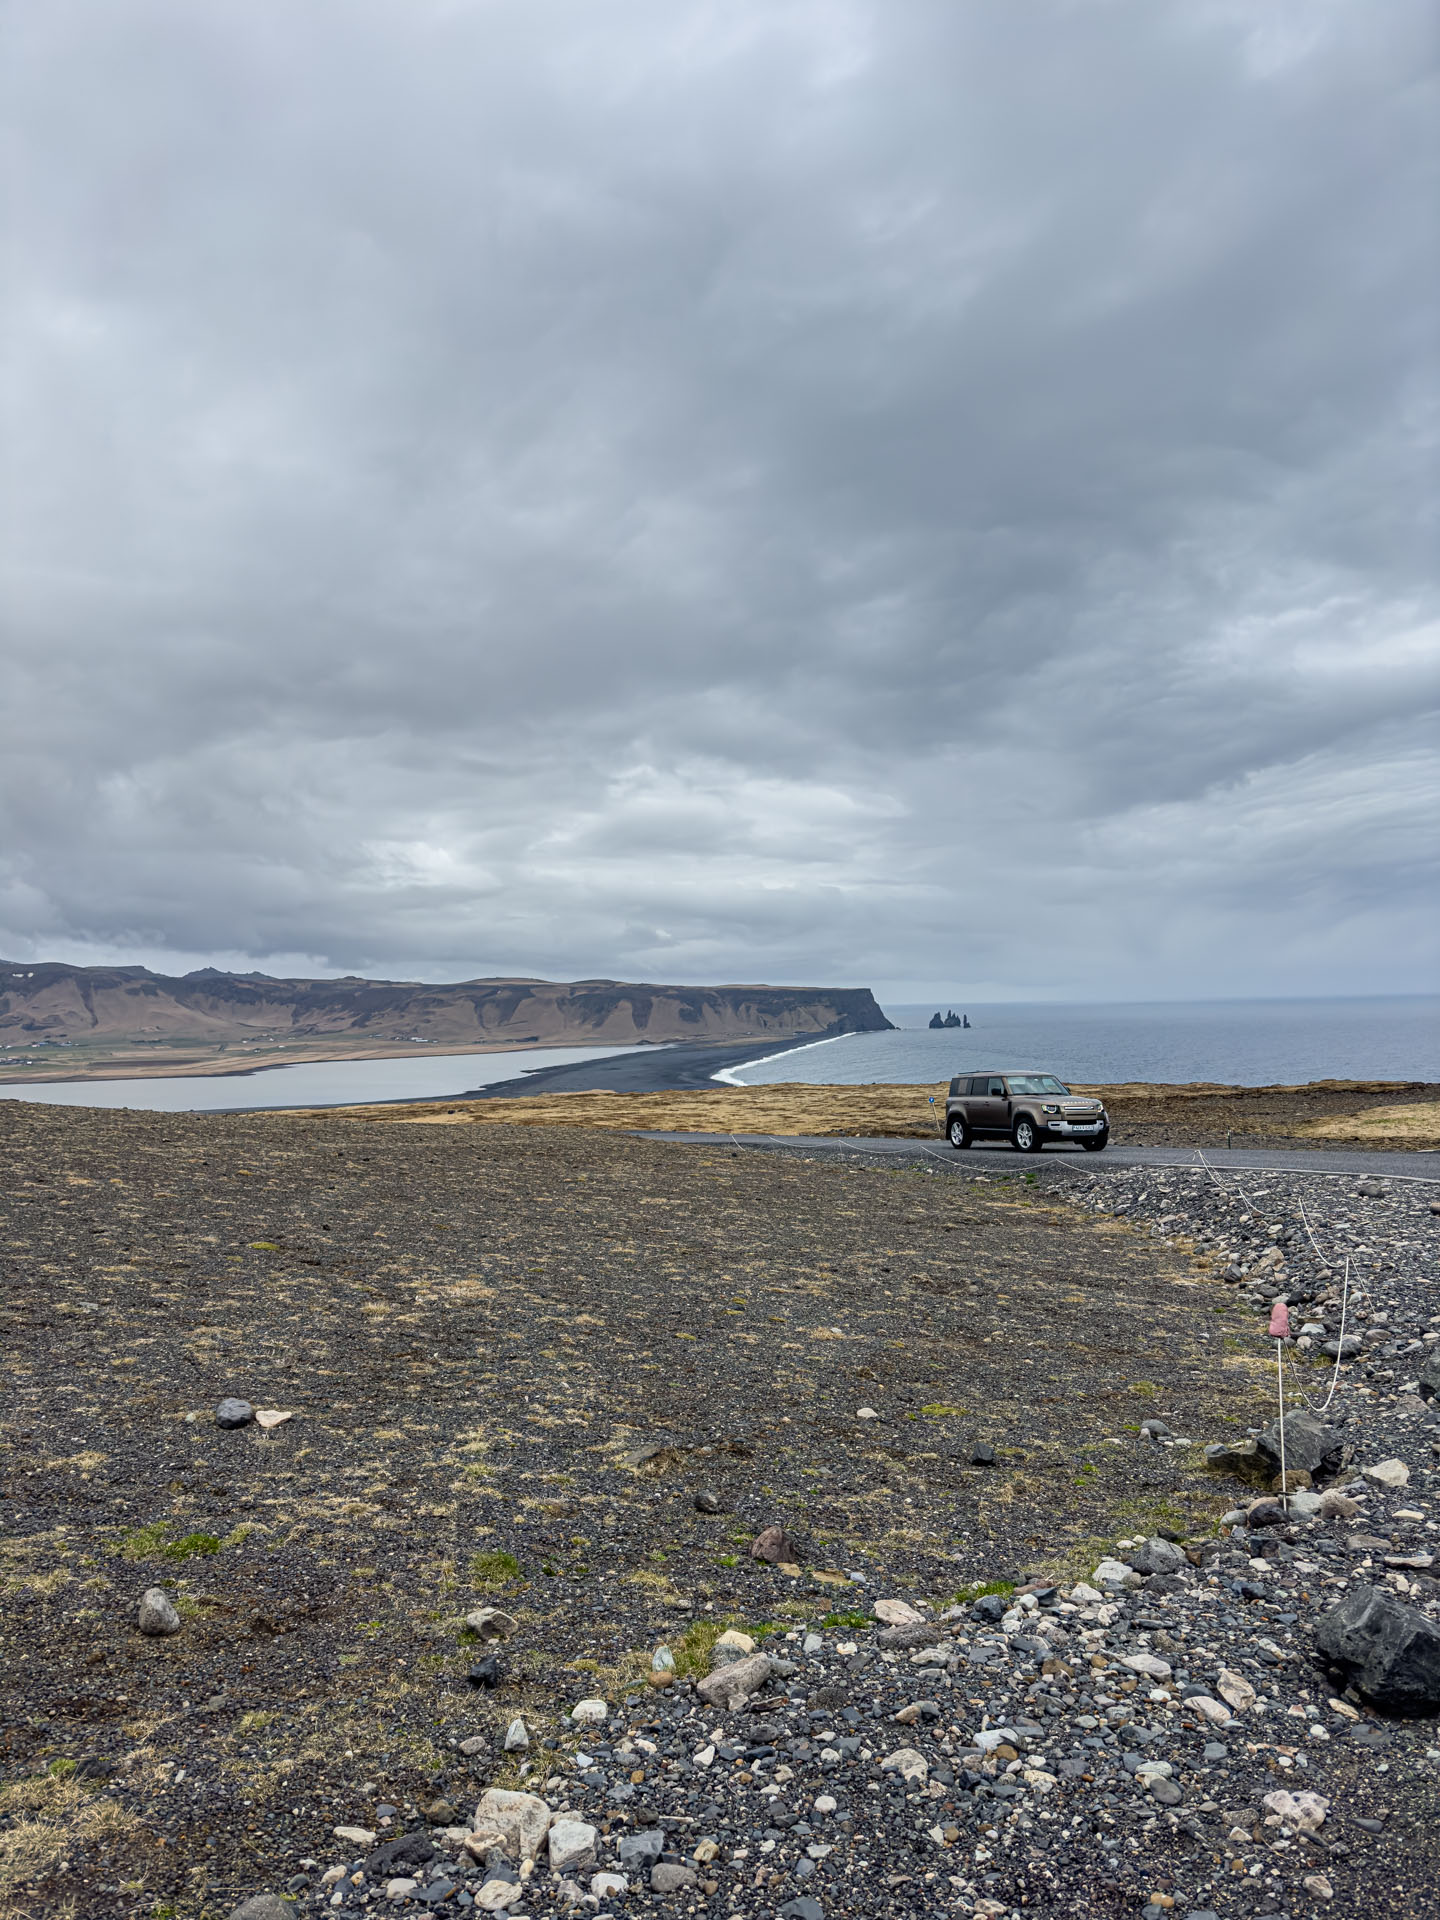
1042;1104;1060;1114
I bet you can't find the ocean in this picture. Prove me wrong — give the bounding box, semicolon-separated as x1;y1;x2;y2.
724;996;1440;1089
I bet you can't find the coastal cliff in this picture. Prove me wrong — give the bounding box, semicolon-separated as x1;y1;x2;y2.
0;963;892;1078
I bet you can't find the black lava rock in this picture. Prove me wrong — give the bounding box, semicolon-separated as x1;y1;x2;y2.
364;1834;436;1876
1313;1584;1440;1715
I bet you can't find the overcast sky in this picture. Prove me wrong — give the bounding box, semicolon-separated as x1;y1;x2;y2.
2;0;1436;1003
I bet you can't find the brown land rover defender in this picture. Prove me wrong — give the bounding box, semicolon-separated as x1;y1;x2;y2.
944;1070;1109;1153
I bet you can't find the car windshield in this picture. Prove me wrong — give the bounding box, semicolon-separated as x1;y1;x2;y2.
1005;1075;1069;1096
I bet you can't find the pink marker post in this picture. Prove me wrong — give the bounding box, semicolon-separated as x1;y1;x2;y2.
1269;1301;1292;1506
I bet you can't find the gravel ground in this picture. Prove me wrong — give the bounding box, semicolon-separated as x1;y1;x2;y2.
0;1107;1436;1920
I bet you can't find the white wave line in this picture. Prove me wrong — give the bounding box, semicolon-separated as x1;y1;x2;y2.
711;1031;856;1087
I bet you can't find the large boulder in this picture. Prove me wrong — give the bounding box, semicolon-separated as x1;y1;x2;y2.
1253;1411;1344;1483
1204;1439;1271;1485
1313;1586;1440;1716
471;1789;554;1864
696;1651;772;1710
1126;1537;1187;1577
136;1588;182;1636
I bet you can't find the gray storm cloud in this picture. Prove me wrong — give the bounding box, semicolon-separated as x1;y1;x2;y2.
2;0;1436;998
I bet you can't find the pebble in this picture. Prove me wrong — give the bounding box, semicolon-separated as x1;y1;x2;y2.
215;1396;255;1429
502;1717;529;1751
650;1863;697;1892
1363;1457;1411;1489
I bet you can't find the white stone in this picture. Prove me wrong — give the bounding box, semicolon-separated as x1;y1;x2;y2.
472;1788;553;1864
812;1794;837;1814
386;1879;418;1900
590;1872;628;1899
692;1744;715;1768
547;1818;598;1874
1066;1583;1104;1604
879;1746;928;1783
136;1587;182;1636
1186;1695;1234;1727
874;1599;926;1626
571;1698;608;1725
712;1628;755;1658
1263;1788;1329;1832
503;1717;530;1750
1363;1458;1410;1490
1215;1669;1257;1712
466;1608;518;1640
1091;1558;1136;1588
475;1882;526;1913
857;1406;879;1420
333;1826;376;1847
1120;1653;1172;1679
974;1728;1018;1753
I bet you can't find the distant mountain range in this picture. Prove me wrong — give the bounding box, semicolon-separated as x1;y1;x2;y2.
0;962;893;1048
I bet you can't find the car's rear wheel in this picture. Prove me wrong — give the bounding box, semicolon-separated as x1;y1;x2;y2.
1012;1115;1043;1153
947;1115;971;1150
1082;1128;1110;1152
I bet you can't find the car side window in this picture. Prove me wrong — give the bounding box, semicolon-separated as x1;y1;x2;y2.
967;1077;987;1095
988;1078;1006;1097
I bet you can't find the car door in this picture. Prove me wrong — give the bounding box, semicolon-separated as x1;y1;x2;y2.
969;1075;1009;1133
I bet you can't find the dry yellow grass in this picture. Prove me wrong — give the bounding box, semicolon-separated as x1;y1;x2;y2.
0;1775;139;1892
281;1076;1439;1146
1299;1101;1440;1147
288;1082;955;1136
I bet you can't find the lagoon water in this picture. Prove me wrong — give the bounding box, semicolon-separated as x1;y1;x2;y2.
728;997;1440;1089
0;1043;659;1113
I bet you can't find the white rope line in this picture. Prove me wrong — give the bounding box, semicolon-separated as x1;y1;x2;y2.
1194;1147;1365;1427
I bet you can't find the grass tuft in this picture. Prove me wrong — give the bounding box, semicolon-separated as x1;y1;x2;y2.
469;1549;521;1590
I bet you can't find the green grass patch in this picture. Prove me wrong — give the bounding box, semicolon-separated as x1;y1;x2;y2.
919;1403;968;1418
1127;1381;1160;1398
469;1549;521;1590
160;1531;221;1561
820;1609;871;1630
119;1522;173;1560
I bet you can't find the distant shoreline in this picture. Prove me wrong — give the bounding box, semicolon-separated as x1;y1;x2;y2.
0;1035;657;1087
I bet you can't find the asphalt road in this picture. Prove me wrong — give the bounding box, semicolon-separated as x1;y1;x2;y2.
459;1034;823;1098
635;1130;1440;1181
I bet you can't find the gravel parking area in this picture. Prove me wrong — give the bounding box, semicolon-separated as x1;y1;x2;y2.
1;1106;1436;1920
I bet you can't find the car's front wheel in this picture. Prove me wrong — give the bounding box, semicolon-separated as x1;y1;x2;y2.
1012;1115;1044;1153
1082;1128;1110;1152
947;1115;971;1150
